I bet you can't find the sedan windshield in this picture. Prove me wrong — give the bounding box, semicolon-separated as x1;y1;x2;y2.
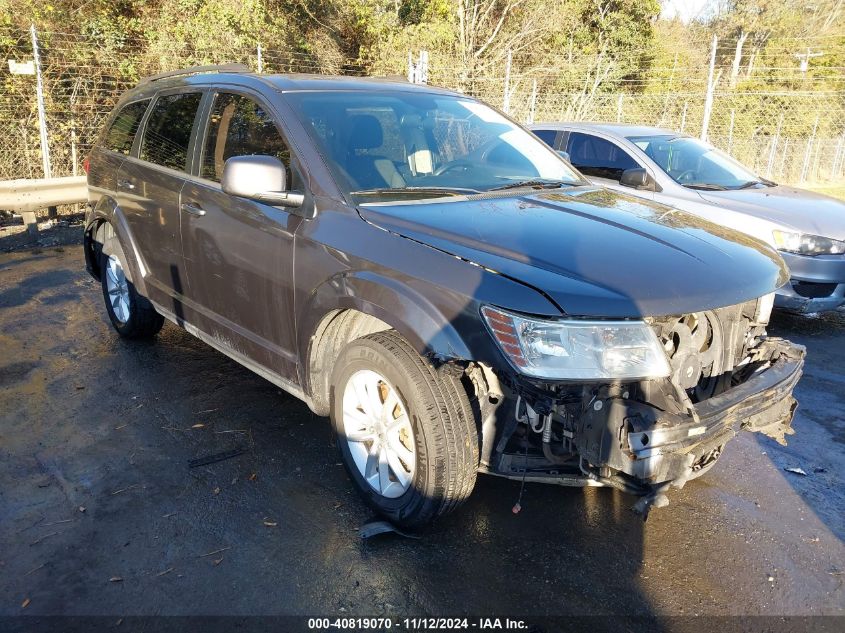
286;91;584;201
628;134;771;190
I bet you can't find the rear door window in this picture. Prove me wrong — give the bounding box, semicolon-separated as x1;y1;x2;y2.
200;92;292;185
104;100;150;155
139;92;203;172
532;128;558;148
566;132;638;181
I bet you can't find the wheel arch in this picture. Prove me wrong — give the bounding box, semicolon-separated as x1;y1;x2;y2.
300;271;475;416
84;197;148;294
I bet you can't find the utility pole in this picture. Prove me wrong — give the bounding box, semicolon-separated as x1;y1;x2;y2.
407;50;428;84
527;78;537;124
30;24;51;180
794;48;823;73
700;35;718;142
502;50;512;114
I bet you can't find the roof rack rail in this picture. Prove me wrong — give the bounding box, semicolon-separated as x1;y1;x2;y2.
140;63;251;84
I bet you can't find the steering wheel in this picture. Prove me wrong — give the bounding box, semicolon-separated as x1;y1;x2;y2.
675;169;697;182
433;159;474;177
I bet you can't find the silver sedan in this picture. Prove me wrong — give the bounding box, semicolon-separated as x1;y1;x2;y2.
531;123;845;313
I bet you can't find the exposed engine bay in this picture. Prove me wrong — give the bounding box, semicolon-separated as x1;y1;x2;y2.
475;295;805;516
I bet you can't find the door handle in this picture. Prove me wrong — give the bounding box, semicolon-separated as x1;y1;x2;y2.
117;179;135;190
180;202;206;217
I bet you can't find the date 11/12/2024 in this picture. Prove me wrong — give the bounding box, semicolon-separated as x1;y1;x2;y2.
307;617;529;630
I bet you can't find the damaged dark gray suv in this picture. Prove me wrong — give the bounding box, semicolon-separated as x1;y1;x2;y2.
84;65;805;526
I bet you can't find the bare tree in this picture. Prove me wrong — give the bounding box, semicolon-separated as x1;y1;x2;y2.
456;0;545;89
729;30;748;88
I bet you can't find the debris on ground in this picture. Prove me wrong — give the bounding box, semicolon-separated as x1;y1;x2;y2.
21;598;30;609
109;576;123;582
262;518;278;527
784;467;808;476
29;532;59;546
359;519;420;540
187;448;246;468
198;547;230;559
111;484;142;495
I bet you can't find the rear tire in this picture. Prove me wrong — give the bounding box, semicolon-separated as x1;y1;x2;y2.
330;331;479;528
100;237;164;338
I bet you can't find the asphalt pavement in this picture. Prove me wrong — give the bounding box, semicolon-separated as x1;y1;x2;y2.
1;245;843;628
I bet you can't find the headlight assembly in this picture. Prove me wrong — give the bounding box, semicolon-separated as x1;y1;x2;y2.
481;306;671;380
772;230;845;256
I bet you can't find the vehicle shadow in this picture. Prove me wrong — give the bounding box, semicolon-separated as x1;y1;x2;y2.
761;308;845;543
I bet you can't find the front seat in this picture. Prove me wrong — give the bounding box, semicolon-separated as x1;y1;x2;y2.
345;114;404;190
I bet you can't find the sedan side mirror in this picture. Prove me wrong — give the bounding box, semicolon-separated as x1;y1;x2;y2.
557;150;571;162
620;167;655;191
221;155;304;208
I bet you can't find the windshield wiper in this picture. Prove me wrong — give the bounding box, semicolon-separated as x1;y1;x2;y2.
352;186;480;196
682;183;728;191
489;179;574;191
735;179;774;189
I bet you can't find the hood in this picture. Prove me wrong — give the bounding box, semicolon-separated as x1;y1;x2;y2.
698;185;845;241
359;186;788;318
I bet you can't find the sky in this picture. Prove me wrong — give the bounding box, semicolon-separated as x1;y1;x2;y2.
660;0;714;23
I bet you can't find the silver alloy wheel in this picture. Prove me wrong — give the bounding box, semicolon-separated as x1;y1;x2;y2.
342;369;416;499
105;254;131;323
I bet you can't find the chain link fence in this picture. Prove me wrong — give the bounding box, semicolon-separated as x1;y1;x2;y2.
2;26;844;188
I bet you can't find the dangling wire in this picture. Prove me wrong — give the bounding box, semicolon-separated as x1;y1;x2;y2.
512;430;529;515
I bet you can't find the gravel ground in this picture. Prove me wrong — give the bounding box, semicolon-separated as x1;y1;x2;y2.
0;244;843;629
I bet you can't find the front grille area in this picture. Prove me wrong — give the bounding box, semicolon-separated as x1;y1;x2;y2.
792;281;838;299
649;299;765;403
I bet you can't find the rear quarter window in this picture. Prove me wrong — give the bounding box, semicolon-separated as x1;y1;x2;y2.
139;92;203;171
103;100;150;155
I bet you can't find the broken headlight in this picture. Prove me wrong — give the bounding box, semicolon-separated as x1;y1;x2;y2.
772;230;845;256
481;306;671;380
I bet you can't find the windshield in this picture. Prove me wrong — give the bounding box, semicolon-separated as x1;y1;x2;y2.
286;91;584;201
628;135;769;190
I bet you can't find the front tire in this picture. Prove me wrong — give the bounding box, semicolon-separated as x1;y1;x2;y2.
330;331;479;528
100;237;164;338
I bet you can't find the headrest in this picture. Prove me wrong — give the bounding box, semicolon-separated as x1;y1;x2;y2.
347;115;383;151
400;113;434;130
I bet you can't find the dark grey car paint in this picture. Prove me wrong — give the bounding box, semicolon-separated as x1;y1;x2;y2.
359;187;787;318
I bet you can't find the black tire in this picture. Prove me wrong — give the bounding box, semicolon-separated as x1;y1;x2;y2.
330;330;479;528
100;237;164;338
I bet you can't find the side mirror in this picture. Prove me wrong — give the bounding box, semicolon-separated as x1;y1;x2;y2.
221;155;304;207
620;167;654;190
557;150;571;162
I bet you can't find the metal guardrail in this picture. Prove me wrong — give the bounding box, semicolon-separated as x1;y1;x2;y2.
0;176;87;212
0;176;87;233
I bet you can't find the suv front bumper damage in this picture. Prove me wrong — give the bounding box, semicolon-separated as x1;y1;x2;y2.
487;338;804;513
619;338;803;485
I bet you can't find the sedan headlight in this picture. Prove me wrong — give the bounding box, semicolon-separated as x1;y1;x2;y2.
772;230;845;256
481;306;671;380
